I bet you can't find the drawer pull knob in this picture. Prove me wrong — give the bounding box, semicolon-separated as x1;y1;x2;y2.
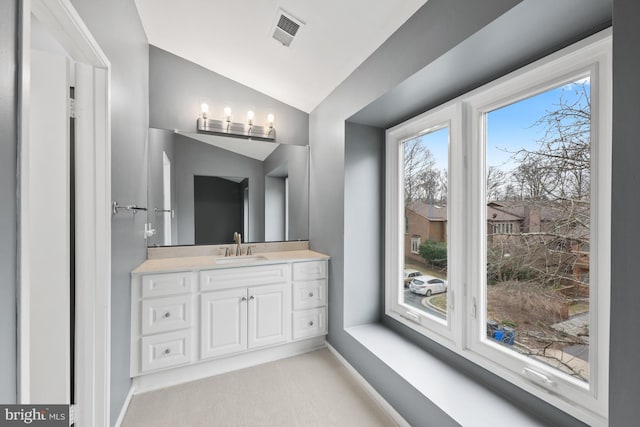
163;312;171;319
241;296;247;301
308;292;314;297
164;348;171;355
308;321;314;326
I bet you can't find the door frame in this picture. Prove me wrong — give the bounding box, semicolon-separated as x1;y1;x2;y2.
18;0;111;425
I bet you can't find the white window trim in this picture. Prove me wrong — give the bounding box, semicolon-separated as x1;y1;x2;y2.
385;29;611;426
386;102;462;346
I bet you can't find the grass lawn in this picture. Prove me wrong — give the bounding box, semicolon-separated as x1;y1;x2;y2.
430;294;447;311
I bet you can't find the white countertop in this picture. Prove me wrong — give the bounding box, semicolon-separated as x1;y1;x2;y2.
132;249;330;275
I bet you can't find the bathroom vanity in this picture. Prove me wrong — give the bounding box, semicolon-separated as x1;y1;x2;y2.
130;248;328;390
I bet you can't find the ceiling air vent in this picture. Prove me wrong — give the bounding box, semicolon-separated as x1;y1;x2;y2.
272;9;304;47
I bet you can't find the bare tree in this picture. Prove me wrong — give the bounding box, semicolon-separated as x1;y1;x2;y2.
512;82;591;202
404;138;447;205
487;166;506;201
487;82;592;379
404;139;436;204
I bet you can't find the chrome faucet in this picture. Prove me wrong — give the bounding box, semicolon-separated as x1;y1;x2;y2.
233;232;242;256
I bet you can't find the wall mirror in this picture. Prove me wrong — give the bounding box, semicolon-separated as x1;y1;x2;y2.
147;128;309;247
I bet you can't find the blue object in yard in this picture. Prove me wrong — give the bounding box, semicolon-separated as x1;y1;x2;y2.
487;320;500;337
490;325;516;345
502;326;516;345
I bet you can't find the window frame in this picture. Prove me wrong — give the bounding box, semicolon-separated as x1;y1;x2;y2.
386;102;462;346
410;236;420;254
384;30;611;425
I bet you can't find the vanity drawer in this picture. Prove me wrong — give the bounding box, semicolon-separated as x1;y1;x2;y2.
292;280;327;310
140;329;192;373
141;272;194;298
141;294;192;335
292;307;327;341
292;261;326;281
200;264;290;291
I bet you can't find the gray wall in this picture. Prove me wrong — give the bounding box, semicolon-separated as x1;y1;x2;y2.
0;0;17;404
344;122;385;327
264;144;309;241
149;46;309;147
173;134;265;244
69;1;149;424
147;128;175;246
264;177;286;241
310;0;611;425
610;0;640;424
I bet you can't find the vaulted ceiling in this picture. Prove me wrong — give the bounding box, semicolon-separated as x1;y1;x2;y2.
134;0;428;113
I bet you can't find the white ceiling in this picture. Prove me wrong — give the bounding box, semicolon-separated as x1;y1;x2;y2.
134;0;428;113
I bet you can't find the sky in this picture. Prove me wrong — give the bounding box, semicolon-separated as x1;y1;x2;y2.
407;78;591;175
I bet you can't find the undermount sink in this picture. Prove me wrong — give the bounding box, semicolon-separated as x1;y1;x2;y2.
216;256;267;265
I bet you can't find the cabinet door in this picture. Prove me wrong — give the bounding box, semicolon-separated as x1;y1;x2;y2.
201;288;247;359
248;283;291;349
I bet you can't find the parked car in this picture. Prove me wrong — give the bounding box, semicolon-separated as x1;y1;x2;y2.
403;269;423;287
409;275;447;296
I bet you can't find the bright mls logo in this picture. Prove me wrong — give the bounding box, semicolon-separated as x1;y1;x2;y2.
0;405;68;427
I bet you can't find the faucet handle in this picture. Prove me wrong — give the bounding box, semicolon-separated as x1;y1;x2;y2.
224;247;231;257
247;245;256;255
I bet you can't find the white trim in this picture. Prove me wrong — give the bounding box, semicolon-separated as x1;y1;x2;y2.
17;0;32;404
132;337;326;394
326;344;410;427
385;102;460;344
464;31;611;424
113;386;134;427
18;0;111;425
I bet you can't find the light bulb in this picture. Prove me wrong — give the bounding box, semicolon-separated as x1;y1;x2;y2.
224;107;232;122
200;103;209;119
247;110;254;125
267;113;275;128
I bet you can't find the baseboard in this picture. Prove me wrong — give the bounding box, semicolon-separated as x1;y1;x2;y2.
113;385;134;427
132;336;326;394
327;343;410;427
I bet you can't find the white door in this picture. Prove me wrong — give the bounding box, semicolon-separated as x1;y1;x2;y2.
27;46;71;404
200;288;247;359
248;283;290;349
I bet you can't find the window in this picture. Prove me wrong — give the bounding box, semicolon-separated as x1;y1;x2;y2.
387;102;459;340
410;236;420;254
385;31;611;425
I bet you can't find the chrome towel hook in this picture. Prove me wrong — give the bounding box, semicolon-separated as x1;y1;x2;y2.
112;201;148;216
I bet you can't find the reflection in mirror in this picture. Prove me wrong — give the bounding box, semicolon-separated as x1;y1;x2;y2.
147;128;309;247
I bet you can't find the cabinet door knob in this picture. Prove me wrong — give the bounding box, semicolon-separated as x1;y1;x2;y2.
308;292;314;297
249;295;255;300
163;312;171;318
241;296;247;301
308;321;314;326
164;348;171;355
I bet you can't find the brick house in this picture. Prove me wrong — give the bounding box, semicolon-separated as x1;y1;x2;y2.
404;202;446;265
406;200;590;288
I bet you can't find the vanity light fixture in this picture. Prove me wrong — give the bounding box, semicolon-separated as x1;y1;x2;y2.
197;105;276;141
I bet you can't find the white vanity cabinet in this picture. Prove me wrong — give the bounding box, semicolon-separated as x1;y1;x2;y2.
131;272;196;375
200;264;291;359
131;254;328;380
292;260;328;340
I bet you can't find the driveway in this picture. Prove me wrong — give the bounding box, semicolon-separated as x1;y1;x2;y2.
403;288;446;320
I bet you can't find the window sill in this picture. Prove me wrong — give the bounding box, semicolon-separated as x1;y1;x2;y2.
345;323;548;427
